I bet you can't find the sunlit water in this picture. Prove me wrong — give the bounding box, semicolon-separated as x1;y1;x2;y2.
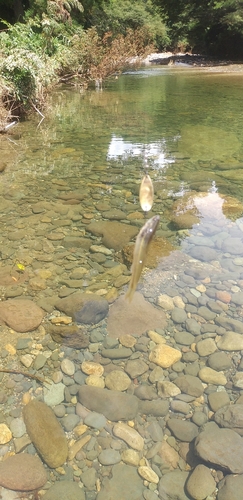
2;66;243;298
1;65;243;496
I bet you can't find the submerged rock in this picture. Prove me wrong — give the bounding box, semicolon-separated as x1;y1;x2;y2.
46;323;89;348
96;464;144;500
42;480;85;500
23;399;68;468
0;454;47;491
195;427;243;473
0;299;44;332
78;385;139;421
107;292;167;337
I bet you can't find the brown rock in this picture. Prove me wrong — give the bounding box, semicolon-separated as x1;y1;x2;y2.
0;299;44;332
0;453;47;491
186;464;216;500
195;427;243;473
87;220;138;251
55;292;105;317
215;290;231;303
46;323;89;348
23;399;68;468
159;441;179;469
107;292;167;338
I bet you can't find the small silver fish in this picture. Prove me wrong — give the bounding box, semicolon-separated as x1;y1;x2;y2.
139;174;154;212
125;215;160;302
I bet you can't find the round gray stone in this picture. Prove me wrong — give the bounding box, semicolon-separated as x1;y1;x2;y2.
98;449;121;465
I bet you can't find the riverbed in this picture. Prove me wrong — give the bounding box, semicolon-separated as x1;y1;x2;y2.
0;63;243;499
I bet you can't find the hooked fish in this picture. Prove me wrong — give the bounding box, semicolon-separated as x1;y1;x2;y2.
125;215;160;302
139;174;154;212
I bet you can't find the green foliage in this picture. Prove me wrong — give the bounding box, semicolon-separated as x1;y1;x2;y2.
158;0;243;55
90;0;170;49
0;47;57;111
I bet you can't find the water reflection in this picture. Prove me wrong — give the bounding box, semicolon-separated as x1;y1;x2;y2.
107;134;175;170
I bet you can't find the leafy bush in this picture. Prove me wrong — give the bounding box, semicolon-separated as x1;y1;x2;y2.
90;0;170;49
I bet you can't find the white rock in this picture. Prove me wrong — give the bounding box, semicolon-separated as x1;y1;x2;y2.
138;465;159;483
61;358;75;376
113;423;144;451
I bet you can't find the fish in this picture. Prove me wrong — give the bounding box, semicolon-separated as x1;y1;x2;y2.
139;174;154;212
125;215;160;302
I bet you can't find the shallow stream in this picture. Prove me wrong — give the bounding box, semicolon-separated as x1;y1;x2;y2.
1;65;243;500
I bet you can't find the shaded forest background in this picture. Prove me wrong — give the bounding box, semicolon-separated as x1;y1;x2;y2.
1;0;243;123
2;0;243;56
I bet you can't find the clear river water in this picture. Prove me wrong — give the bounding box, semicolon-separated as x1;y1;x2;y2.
1;64;243;500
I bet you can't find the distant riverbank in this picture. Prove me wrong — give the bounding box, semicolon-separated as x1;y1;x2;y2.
143;52;243;73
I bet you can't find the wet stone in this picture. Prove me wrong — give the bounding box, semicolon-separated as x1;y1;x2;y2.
196;338;217;356
61;358;75;376
96;464;144;500
159;470;190;500
197;305;216;321
174;375;204;397
43;382;65;406
9;417;26;438
217;331;243;350
171;307;187;324
186;464;216;500
174;331;195;345
74;299;109;324
98;449;121;465
134;385;158;400
46;324;89;349
217;474;243;500
84;412;106;429
78;386;139;421
41;480;85;500
170;400;191;415
149;344;182;368
208;351;232;370
0;299;44;333
61;414;80;431
185;318;201;335
81;468;96;490
195;427;243;473
125;359;148;378
208;391;230;412
23;399;68;468
167;418;198;442
191;411;207;426
101;347;132;359
113;422;144;450
0;454;47;491
138;400;169;417
105;370;131;391
214;404;243;431
198;366;227;385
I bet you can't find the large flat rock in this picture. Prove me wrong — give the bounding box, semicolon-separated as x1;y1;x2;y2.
87;221;138;251
78;385;139;421
107;292;167;337
195;427;243;473
97;464;144;500
0;299;44;332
